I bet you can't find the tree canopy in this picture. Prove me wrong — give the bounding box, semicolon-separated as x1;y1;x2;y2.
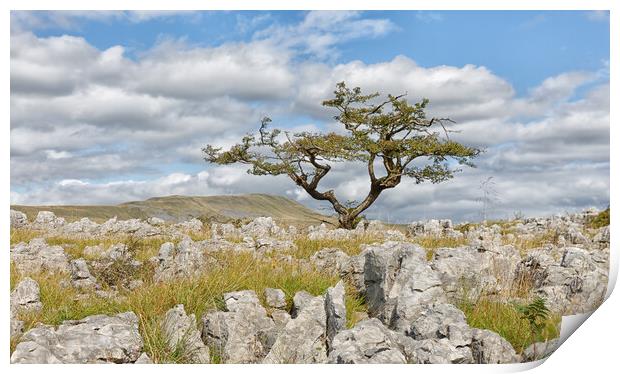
203;82;481;229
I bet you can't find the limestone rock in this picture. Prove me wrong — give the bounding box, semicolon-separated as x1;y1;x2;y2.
162;304;210;363
264;288;287;309
11;312;144;364
522;339;558;361
152;240;214;281
11;277;43;314
291;290;315;317
263;295;327;363
407;303;472;347
10;210;29;228
134;352;153;364
408;338;473;364
11;238;70;275
363;241;446;330
327;318;407;364
470;329;519;364
310;248;350;274
33;211;66;229
202;290;276;363
70;258;98;290
325;280;347;347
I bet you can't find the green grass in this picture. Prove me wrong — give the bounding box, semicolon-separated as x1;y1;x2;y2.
588;207;610;229
459;299;560;353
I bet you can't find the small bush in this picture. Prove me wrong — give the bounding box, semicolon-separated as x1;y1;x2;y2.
588;207;610;229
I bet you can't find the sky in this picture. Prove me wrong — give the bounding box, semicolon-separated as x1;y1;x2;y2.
9;10;610;223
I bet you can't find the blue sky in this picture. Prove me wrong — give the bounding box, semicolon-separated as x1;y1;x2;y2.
28;10;610;95
10;10;610;222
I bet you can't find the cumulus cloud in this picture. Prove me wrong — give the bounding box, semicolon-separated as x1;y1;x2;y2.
9;11;609;222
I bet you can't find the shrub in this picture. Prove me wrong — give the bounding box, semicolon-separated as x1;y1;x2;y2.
588;207;610;229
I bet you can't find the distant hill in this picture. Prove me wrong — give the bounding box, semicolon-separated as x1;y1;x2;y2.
11;194;336;227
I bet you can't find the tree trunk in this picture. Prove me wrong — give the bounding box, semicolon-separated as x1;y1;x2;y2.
338;213;358;230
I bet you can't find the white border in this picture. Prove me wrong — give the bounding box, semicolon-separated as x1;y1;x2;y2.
3;1;616;374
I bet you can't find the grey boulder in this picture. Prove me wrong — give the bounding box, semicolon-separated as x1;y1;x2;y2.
162;304;210;363
11;312;144;364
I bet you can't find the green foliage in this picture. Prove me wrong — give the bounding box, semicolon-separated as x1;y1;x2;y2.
517;297;551;335
588;207;610;229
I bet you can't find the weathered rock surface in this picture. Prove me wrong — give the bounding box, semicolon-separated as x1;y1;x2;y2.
310;248;350;274
264;288;287;309
431;244;520;300
522;339;558;361
202;290;276;363
325;280;347;347
152;240;215;281
11;312;144;364
470;329;519;364
11;238;70;275
328;318;407;363
363;242;447;331
407;338;472;364
263;295;327;363
516;246;608;314
162;304;210;363
33;211;66;229
70;258;98;290
11;210;29;228
11;277;43;314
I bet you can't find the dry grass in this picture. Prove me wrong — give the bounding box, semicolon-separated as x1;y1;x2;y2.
411;235;469;260
291;236;381;259
10;245;365;363
10;221;563;362
503;230;560;257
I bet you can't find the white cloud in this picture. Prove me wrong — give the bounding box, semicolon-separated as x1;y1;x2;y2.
9;11;610;222
253;11;396;60
11;10;198;33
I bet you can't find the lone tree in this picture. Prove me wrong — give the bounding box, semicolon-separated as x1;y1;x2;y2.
203;82;480;229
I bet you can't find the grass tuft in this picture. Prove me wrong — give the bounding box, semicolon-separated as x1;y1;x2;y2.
459;298;560;353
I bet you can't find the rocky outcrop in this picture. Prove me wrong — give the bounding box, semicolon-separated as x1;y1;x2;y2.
162;304;210;363
202;290;276;363
408;219;462;239
263;295;328;363
70;258;99;290
431;244;520;300
11;312;144;364
328;318;408;363
522;339;558;361
516;246;608;314
11;210;29;228
11;277;43;315
11;238;70;275
310;248;350;274
470;329;520;364
363;242;446;331
325;281;346;347
33;211;66;230
152;240;215;281
264;288;287;309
